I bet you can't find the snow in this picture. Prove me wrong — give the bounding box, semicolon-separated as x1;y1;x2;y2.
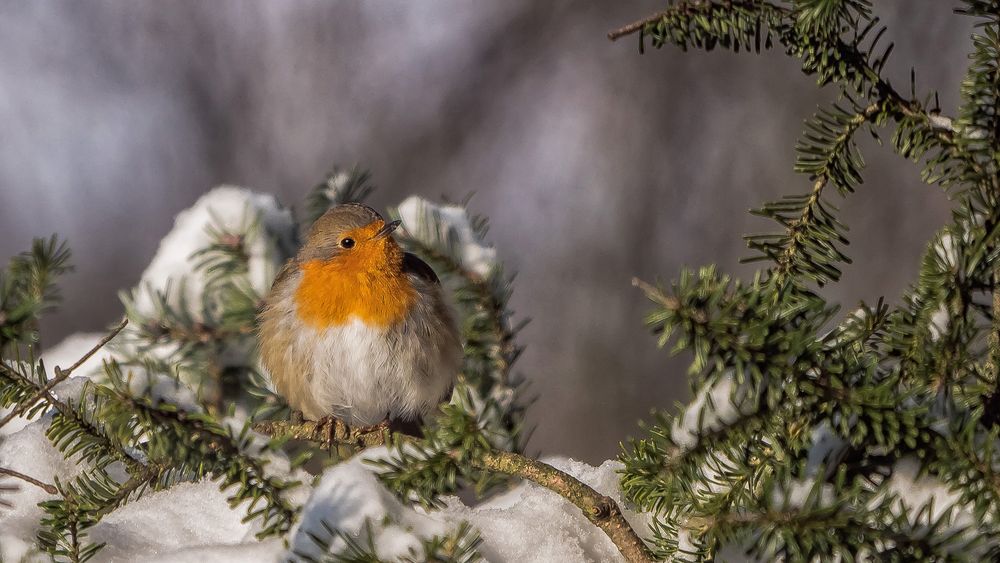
805;422;847;475
449;457;653;563
773;479;835;510
290;449;450;560
928;113;955;131
395;196;497;278
879;457;972;528
934;232;958;270
671;374;754;450
89;481;266;562
0;418;84;561
130;186;295;319
291;450;652;563
929;302;950;342
322;170;352;201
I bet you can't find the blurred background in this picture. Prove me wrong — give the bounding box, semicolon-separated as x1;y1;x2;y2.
0;1;969;462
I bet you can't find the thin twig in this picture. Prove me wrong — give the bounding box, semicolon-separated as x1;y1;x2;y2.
607;9;672;41
0;466;57;495
632;277;679;310
0;317;127;429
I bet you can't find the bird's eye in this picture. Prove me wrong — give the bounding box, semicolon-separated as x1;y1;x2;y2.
340;237;355;249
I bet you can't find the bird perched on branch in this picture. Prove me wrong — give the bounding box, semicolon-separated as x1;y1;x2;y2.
258;203;461;434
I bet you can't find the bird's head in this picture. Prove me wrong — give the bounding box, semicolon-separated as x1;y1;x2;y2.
293;203;413;328
300;203;404;273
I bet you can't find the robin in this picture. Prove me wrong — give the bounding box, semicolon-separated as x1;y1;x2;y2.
257;203;461;434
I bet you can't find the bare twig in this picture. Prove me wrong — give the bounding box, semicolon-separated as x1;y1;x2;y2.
0;317;127;429
607;9;672;41
632;277;677;307
0;466;57;495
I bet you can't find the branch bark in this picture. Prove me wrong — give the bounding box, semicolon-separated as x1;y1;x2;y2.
252;417;391;449
0;466;57;495
607;9;672;41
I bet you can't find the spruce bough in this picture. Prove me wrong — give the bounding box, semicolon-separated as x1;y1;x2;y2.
610;0;1000;560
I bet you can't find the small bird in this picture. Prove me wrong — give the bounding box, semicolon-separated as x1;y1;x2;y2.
257;203;461;432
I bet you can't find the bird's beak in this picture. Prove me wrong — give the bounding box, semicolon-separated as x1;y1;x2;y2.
373;219;402;240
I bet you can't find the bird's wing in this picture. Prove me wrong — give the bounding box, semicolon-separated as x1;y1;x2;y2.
402;252;440;285
271;259;298;290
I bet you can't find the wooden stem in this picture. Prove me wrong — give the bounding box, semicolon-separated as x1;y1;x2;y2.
0;466;57;495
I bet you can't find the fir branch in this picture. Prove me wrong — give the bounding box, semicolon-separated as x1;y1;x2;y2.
0;318;127;430
89;463;168;521
607;8;673;41
190;209;258;289
952;7;1000;215
747;102;880;285
37;465;165;561
305;165;376;226
610;1;977;189
112;389;301;537
299;518;483;563
695;502;983;560
919;411;1000;521
611;2;1000;557
631;273;832;389
0;235;72;350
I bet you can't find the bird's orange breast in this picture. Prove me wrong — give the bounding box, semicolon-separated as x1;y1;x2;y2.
293;226;416;329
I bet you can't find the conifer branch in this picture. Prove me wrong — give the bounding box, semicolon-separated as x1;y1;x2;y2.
117;393;301;537
609;1;976;187
0;318;127;430
0;235;73;351
690;505;970;559
89;463;167;521
760;102;880;285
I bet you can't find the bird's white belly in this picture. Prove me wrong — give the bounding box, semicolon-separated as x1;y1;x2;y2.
297;318;449;425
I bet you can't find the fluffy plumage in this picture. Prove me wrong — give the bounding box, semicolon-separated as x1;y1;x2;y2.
258;204;461;425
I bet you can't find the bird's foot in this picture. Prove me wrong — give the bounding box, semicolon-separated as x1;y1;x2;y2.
314;414;349;451
354;417;392;436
